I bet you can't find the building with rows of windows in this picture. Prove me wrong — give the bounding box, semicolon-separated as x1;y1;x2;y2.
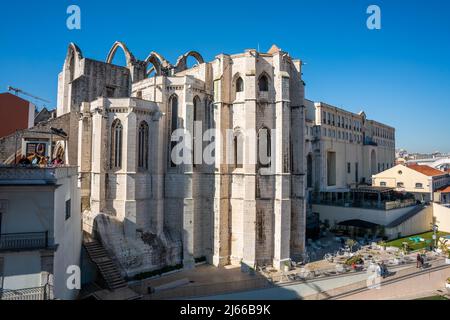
304;99;396;193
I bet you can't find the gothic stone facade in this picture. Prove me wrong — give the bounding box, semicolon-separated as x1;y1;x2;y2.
57;42;306;275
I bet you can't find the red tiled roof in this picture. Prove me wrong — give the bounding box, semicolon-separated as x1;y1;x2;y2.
407;164;446;177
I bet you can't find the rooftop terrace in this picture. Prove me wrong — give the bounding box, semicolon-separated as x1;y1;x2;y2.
0;166;77;185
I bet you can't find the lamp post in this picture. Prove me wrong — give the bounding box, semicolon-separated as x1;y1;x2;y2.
432;224;439;250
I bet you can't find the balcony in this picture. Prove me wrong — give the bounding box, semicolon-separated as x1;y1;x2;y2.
0;166;77;185
0;285;54;300
0;232;49;252
363;137;378;146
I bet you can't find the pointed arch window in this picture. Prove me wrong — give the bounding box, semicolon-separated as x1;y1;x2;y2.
111;119;123;169
138;121;149;170
233;130;244;169
193;96;202;168
236;77;244;93
258;75;269;92
169;95;179;167
205;99;214;130
258;127;271;168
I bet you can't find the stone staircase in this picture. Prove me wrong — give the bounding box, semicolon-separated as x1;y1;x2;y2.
84;241;128;290
89;212;182;278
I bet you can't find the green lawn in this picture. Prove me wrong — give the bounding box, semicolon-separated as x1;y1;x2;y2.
385;231;450;251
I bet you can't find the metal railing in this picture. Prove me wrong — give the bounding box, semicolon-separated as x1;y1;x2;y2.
0;166;77;181
0;231;48;251
0;285;54;300
312;198;416;211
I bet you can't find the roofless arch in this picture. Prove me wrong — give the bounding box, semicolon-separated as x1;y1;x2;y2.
144;51;171;77
174;51;205;72
63;43;83;83
106;41;136;67
66;43;83;64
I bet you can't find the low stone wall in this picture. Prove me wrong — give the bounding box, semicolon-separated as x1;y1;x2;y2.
313;204;415;226
385;206;433;239
303;258;450;300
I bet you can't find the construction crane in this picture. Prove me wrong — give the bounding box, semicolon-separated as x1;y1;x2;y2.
7;86;51;107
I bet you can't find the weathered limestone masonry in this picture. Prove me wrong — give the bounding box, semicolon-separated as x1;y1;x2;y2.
1;42;309;277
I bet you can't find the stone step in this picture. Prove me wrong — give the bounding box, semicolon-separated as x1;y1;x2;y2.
99;268;121;275
83;241;128;291
90;254;109;260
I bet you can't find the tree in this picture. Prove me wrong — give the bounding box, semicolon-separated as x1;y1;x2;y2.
346;239;357;252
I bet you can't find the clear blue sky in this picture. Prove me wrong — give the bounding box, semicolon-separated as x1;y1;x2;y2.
0;0;449;153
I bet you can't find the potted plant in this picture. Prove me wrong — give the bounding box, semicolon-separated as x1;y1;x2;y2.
379;240;387;251
283;260;291;273
346;239;357;252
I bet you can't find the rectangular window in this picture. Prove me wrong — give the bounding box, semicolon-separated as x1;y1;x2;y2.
380;182;387;187
397;182;404;188
355;163;359;183
347;163;351;174
415;183;423;189
65;199;71;221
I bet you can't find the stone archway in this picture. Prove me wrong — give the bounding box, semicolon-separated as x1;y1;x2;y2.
106;41;136;68
174;51;205;73
144;51;171;77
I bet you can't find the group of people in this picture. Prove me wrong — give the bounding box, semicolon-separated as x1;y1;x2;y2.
378;261;389;278
416;253;426;269
17;153;64;167
367;260;389;279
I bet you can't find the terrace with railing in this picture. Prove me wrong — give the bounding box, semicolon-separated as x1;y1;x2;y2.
0;165;77;184
312;186;417;211
0;231;49;252
0;285;54;300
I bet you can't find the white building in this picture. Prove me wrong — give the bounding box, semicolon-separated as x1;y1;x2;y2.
0;166;81;300
304;100;395;193
372;164;449;202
